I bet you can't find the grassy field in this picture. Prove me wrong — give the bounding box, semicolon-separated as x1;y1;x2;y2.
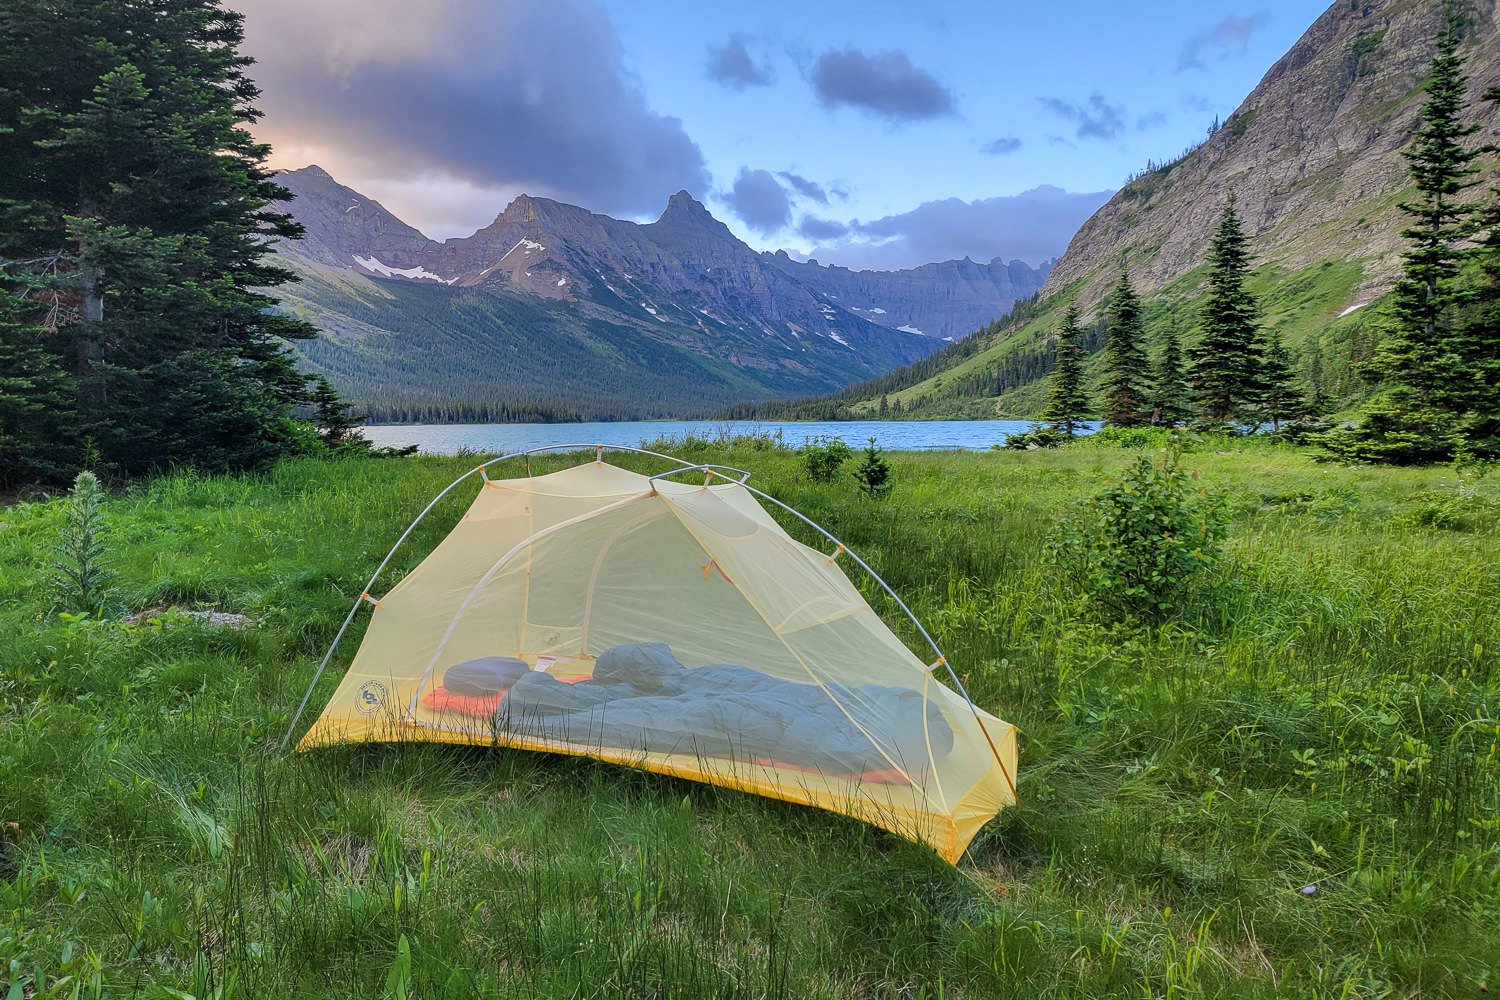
1;439;1497;997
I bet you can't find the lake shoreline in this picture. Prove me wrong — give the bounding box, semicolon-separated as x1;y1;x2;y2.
361;418;1099;455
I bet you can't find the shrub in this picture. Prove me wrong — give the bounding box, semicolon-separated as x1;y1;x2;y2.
853;437;893;498
999;424;1069;450
802;436;853;483
1048;450;1227;621
52;470;113;614
1089;425;1195;449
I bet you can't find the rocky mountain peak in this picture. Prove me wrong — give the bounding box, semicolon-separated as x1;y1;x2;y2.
655;190;717;227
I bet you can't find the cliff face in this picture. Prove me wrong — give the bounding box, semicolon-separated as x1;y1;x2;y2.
765;0;1500;421
761;251;1049;341
1044;0;1500;313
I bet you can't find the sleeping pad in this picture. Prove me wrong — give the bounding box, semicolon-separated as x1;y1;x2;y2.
493;642;953;776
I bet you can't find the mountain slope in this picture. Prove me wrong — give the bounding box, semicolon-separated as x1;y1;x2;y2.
772;0;1500;421
273;168;1049;420
761;250;1049;341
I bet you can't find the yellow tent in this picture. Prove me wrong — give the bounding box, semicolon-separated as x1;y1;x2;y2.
288;449;1017;862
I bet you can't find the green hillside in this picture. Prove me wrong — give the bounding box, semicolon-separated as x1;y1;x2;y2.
751;258;1380;421
280;260;922;422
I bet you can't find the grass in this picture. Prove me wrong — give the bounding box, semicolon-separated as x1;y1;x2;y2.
1;440;1497;997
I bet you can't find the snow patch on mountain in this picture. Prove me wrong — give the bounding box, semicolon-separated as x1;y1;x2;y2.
352;255;453;283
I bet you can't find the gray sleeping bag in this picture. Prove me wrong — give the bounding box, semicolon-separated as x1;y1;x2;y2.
494;642;952;776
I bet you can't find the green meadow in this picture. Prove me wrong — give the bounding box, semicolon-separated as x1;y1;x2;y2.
1;439;1496;998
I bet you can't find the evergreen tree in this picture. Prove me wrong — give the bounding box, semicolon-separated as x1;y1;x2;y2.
0;285;74;486
1375;8;1484;411
854;438;892;498
1253;334;1303;432
1102;271;1150;426
1305;342;1331;416
310;375;365;447
1322;11;1488;463
1189;193;1263;423
0;0;325;476
1449;82;1500;456
1149;325;1193;427
1040;305;1090;435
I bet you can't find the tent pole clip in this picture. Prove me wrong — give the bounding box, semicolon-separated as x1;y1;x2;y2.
925;656;946;673
827;544;847;564
360;592;382;608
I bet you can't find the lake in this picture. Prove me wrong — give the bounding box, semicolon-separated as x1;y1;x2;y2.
361;419;1091;455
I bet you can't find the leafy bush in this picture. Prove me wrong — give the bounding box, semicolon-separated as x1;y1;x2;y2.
1048;450;1227;620
853;437;893;498
1089;425;1198;449
52;470;113;614
802;436;853;483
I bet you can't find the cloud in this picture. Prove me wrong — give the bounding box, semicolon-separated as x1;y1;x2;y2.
809;48;955;122
778;172;828;204
724;168;792;235
1038;92;1126;141
1178;12;1271;71
798;216;849;240
980;136;1022;155
799;185;1114;270
237;0;709;239
706;34;773;89
1182;94;1215;113
1136;111;1169;130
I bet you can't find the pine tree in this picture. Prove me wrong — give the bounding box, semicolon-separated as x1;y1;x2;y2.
1149;325;1193;427
310;375;365;447
1040;305;1090;435
0;285;75;486
1102;271;1150;426
1322;11;1487;463
0;0;320;476
1448;82;1500;457
1304;342;1331;416
854;438;892;498
1254;334;1303;432
1189;193;1263;424
1375;8;1484;410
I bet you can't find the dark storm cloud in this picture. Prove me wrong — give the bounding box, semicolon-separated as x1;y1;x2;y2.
724;168;792;235
798;216;850;240
810;48;955;122
1038;93;1126;141
778;172;829;204
980;136;1022;155
801;185;1113;270
1178;12;1271;71
707;34;774;89
236;0;709;229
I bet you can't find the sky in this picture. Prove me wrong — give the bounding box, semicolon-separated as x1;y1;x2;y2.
237;0;1332;270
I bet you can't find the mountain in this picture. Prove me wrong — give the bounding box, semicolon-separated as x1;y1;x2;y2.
761;250;1049;341
767;0;1500;421
272;168;1046;421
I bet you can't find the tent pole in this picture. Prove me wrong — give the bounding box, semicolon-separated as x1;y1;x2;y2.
737;480;1018;799
280;443;720;750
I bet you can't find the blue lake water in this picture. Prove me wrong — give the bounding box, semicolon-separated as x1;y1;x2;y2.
362;419;1090;455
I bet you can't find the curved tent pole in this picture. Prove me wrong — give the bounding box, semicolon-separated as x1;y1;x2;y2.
280;442;718;749
282;443;1016;804
733;479;1018;800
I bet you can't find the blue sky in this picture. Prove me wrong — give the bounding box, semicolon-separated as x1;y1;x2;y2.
241;0;1331;269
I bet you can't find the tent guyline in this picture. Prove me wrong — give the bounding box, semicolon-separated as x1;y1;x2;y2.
282;445;1018;862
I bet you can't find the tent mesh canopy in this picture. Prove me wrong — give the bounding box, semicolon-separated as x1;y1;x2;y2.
297;459;1017;861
